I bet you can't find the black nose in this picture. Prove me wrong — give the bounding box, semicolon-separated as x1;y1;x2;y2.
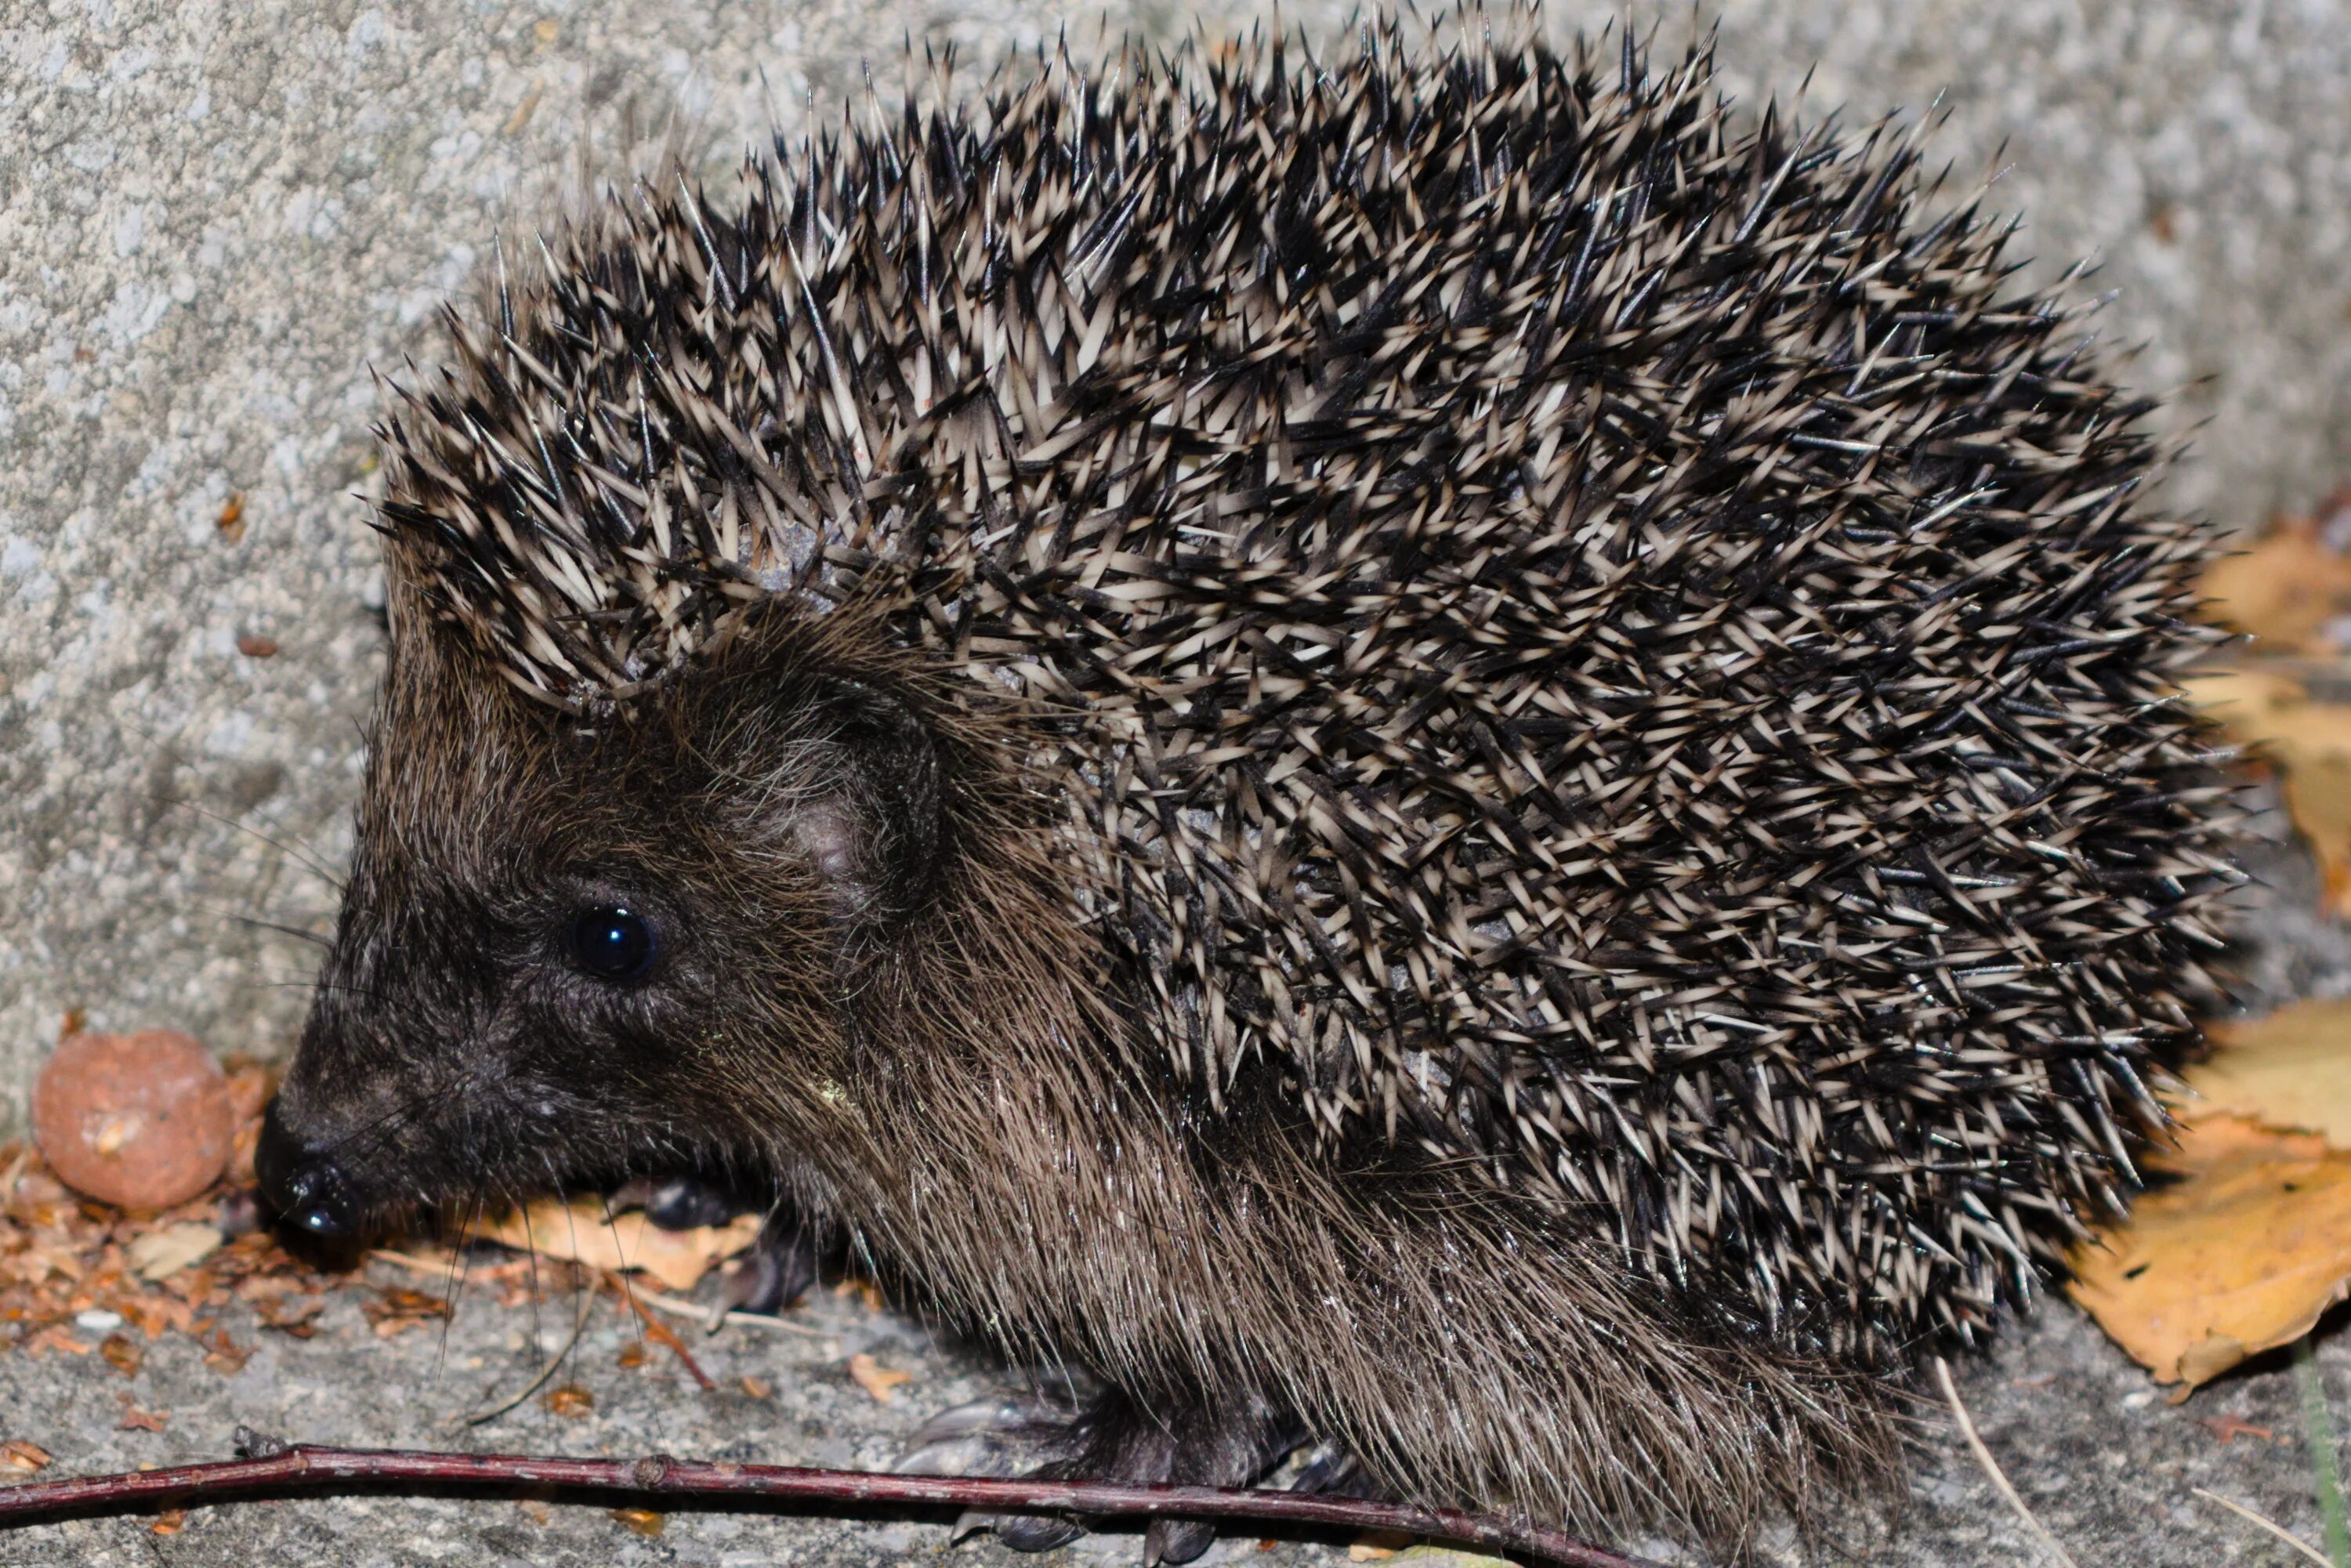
254;1098;361;1240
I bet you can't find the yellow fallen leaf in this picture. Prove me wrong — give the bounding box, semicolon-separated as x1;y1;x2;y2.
469;1198;761;1292
2192;1000;2351;1145
2180;664;2313;729
2183;668;2351;917
2199;516;2351;653
2070;1113;2351;1392
848;1352;911;1403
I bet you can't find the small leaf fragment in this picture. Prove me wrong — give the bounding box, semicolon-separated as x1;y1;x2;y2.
542;1384;594;1418
2199;515;2351;652
128;1221;224;1283
117;1396;168;1432
2183;669;2351;916
1;1441;53;1473
610;1508;665;1537
2192;1000;2351;1145
848;1353;911;1403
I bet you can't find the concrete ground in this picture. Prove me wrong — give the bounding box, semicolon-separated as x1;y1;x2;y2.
0;1211;2344;1568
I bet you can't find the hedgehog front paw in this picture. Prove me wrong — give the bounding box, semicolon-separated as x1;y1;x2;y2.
712;1208;820;1316
897;1385;1302;1565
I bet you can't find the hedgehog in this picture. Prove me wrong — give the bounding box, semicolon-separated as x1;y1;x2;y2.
253;11;2235;1559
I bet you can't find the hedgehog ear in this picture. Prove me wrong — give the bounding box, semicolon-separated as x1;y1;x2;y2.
794;679;944;922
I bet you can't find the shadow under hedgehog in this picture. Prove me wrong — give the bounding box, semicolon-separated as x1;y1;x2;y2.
255;11;2236;1562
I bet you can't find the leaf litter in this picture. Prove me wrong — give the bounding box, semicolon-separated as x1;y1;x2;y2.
2079;504;2351;1399
0;1052;873;1484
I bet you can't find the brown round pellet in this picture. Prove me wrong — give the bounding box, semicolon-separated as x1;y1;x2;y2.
32;1031;235;1211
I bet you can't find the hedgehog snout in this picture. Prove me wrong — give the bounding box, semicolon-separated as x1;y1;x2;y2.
253;1097;361;1240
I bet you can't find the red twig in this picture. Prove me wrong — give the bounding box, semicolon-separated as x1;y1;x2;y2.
0;1432;1668;1568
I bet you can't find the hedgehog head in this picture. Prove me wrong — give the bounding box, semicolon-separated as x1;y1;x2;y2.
255;576;974;1237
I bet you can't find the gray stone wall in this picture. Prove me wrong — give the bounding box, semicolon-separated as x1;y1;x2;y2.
3;0;2346;1131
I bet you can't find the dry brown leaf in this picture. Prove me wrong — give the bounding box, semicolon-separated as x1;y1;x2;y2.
543;1383;595;1418
117;1396;168;1432
2184;669;2351;916
2192;1000;2351;1143
363;1286;451;1339
2071;1113;2351;1392
469;1198;760;1293
201;1326;252;1374
2;1441;53;1473
610;1508;665;1537
100;1332;142;1377
252;1292;326;1338
831;1275;886;1311
848;1352;911;1403
2200;516;2351;652
2197;1414;2277;1444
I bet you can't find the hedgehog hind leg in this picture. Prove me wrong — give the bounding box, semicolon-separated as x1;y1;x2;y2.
897;1384;1306;1564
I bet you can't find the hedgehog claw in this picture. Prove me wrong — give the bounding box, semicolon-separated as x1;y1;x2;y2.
901;1386;1301;1564
1144;1516;1217;1566
896;1395;1088;1478
712;1212;819;1319
1282;1439;1368;1498
979;1511;1090;1552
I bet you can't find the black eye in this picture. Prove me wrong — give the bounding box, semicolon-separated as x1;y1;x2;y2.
568;905;657;983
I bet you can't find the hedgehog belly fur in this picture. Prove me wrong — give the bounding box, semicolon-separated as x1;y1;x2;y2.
371;9;2233;1546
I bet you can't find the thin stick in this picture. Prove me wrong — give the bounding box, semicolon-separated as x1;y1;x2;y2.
2193;1487;2334;1567
1933;1356;2080;1568
368;1248;824;1338
627;1284;831;1336
0;1437;1667;1568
